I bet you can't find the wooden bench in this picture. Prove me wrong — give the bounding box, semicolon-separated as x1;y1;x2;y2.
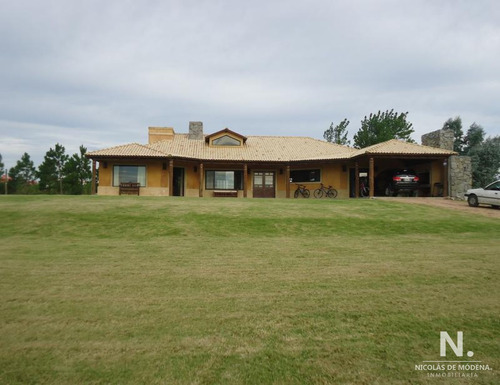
119;182;140;195
213;190;238;197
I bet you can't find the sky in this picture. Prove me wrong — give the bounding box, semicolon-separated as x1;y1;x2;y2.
1;0;499;168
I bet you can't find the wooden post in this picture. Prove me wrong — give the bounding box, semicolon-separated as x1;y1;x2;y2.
168;159;174;197
199;163;204;197
91;160;96;195
243;164;248;198
286;165;291;198
443;158;449;198
369;157;374;198
355;162;359;198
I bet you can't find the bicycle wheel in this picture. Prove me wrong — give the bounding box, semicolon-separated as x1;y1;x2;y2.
294;189;299;198
360;188;369;197
303;189;310;198
313;189;323;198
327;188;337;198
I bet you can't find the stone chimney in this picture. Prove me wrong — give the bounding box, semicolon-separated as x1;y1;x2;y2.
188;121;203;140
421;129;454;150
148;127;175;144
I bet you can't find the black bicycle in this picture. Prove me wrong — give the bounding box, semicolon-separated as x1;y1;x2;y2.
294;184;310;198
360;181;369;197
313;183;338;198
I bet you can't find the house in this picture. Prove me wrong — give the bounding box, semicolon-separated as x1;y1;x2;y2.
86;122;458;198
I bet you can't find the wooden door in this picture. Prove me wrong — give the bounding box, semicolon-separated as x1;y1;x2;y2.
253;171;275;198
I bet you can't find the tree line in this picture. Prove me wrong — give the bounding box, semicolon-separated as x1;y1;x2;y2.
0;144;92;195
323;110;500;187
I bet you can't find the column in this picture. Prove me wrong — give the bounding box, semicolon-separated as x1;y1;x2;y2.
369;157;374;198
199;163;204;197
168;159;174;197
243;164;248;198
286;165;291;198
443;158;449;198
91;160;97;195
355;162;359;198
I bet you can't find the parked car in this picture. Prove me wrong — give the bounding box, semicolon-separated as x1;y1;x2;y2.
385;169;420;196
465;180;500;208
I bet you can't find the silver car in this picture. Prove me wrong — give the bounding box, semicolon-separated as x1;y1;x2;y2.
465;180;500;208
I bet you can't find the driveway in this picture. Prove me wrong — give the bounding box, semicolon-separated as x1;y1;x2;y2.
377;197;500;219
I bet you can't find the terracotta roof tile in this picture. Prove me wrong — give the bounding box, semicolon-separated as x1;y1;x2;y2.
87;143;166;158
352;139;457;156
148;134;355;161
88;135;456;161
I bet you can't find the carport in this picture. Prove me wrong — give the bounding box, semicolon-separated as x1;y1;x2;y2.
349;140;457;198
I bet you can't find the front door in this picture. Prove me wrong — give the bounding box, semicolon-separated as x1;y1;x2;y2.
173;167;184;196
253;171;275;198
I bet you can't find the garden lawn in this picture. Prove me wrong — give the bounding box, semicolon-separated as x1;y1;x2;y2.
0;196;499;384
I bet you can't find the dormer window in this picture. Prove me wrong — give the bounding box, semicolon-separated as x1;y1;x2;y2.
205;128;247;148
212;135;241;146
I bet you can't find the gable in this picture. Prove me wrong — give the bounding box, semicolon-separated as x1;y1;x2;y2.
205;128;247;147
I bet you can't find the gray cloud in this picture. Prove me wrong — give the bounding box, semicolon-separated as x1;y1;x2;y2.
1;0;499;167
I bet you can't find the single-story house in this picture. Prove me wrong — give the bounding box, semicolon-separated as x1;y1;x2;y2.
86;122;457;198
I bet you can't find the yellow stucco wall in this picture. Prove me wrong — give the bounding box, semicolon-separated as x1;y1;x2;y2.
96;160;349;198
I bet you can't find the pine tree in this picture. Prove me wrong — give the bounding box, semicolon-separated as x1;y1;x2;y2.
63;146;92;194
353;110;414;149
9;153;36;194
37;144;68;194
324;119;350;145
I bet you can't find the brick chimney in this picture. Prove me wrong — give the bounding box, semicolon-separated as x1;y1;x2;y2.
188;121;203;140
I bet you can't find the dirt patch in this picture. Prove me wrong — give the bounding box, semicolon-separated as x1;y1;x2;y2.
376;197;500;219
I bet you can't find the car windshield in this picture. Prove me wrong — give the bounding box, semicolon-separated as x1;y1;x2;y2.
485;181;500;190
395;169;416;175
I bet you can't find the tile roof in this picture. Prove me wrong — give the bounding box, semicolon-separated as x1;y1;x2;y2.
87;135;456;161
352;139;457;157
87;143;166;158
88;134;356;161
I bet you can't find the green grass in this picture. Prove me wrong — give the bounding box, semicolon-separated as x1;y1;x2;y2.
0;196;499;384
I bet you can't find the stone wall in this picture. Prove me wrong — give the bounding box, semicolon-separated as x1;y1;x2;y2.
421;129;454;151
421;128;471;199
449;155;472;199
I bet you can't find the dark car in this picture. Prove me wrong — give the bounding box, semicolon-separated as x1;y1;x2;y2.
385;169;420;196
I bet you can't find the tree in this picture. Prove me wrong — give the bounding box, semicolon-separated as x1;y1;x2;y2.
353;110;414;148
442;116;464;153
0;153;6;194
467;136;500;188
37;143;68;194
9;153;37;194
463;122;485;154
324;119;350;145
63;145;92;194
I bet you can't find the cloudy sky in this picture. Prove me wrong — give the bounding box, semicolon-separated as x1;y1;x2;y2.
1;0;499;167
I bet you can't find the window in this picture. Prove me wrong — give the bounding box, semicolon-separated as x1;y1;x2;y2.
212;135;241;146
205;170;243;190
113;165;146;186
290;169;321;183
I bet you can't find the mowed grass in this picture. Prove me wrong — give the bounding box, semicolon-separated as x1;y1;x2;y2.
0;196;499;385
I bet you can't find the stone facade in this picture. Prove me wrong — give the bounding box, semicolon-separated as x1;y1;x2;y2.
449;155;472;199
421;129;454;151
421;129;471;199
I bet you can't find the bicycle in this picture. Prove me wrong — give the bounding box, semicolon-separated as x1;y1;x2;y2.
360;181;369;197
294;184;310;198
313;183;338;198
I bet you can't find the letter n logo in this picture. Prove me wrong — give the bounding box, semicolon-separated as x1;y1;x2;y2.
440;331;463;357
